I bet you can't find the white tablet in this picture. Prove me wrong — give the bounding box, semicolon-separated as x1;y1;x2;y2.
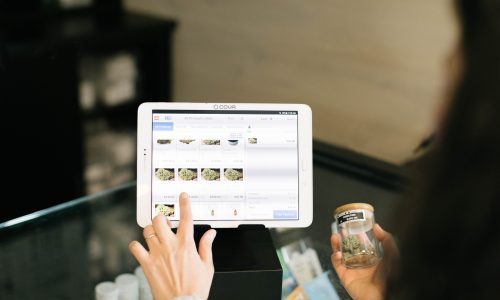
137;102;313;228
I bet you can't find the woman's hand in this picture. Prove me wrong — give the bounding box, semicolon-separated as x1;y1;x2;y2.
129;192;217;300
331;224;399;300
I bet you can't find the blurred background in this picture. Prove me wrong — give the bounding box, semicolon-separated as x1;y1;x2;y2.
0;0;456;222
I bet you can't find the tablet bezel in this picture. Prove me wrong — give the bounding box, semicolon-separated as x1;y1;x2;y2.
137;102;313;228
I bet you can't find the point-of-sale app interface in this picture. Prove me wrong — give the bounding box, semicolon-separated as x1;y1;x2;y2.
151;109;299;221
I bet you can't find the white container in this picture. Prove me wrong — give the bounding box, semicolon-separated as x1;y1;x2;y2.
95;281;119;300
115;273;139;300
135;266;154;300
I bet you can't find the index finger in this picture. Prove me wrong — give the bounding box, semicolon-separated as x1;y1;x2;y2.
330;234;346;280
177;192;194;238
331;233;342;253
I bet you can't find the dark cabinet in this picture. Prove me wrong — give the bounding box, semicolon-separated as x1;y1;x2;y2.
0;4;176;222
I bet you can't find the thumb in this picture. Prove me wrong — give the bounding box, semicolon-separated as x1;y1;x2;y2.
373;224;399;283
373;224;399;258
199;229;217;267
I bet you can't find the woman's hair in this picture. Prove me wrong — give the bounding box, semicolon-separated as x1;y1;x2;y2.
386;0;500;298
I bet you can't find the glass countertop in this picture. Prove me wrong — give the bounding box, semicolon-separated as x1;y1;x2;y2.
0;143;404;300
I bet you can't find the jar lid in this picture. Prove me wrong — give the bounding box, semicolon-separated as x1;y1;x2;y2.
334;202;374;217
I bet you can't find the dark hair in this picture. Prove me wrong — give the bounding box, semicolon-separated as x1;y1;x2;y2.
386;0;500;298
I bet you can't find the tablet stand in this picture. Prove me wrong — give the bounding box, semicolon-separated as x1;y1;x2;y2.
194;225;283;300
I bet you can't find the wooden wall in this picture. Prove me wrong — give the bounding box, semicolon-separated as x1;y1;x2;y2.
125;0;456;164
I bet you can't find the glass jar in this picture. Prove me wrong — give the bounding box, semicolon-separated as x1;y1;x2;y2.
333;203;381;268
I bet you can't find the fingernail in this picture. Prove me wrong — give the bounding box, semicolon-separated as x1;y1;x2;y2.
210;229;217;241
180;192;189;199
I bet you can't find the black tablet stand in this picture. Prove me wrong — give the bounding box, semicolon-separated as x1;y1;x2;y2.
194;225;283;300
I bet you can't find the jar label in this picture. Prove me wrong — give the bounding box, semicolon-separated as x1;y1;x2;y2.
336;209;365;225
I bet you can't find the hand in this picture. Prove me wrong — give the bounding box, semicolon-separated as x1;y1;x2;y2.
129;192;217;300
331;224;399;300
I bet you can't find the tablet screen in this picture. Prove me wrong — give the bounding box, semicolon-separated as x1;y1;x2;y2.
150;109;299;221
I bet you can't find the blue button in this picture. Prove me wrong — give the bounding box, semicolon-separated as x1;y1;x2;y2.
153;122;174;131
273;210;297;219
